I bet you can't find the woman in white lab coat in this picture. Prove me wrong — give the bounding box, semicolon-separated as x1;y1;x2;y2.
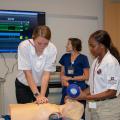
74;30;120;120
15;25;57;104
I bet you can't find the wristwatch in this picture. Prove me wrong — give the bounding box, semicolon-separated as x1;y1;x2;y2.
33;92;39;97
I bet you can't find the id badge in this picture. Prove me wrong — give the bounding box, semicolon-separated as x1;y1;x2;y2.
68;66;74;75
88;101;97;109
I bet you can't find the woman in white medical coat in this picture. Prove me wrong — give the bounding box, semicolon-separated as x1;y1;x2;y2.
75;30;120;120
15;25;57;104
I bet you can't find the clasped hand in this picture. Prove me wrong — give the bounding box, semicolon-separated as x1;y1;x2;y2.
35;95;48;104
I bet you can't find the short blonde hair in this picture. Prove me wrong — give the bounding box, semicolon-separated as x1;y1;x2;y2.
32;25;51;40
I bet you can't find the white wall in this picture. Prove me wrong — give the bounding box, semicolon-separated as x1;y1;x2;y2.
0;0;103;115
47;15;98;65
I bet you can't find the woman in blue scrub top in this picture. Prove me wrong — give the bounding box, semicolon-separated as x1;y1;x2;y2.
59;38;90;120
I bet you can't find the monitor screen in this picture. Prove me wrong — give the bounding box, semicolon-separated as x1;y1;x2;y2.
0;10;45;53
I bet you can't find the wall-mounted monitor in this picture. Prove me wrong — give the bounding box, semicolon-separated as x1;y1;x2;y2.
0;10;45;53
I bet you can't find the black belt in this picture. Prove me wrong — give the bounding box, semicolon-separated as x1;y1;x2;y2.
95;96;117;101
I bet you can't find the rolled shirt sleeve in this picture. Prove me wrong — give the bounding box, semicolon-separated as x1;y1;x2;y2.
106;62;120;92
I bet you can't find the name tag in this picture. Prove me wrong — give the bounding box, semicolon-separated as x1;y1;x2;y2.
68;66;74;75
88;101;97;109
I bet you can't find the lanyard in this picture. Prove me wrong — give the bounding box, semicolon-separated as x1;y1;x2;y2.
92;59;101;94
29;39;35;47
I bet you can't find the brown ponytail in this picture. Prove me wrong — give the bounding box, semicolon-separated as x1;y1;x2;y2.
109;44;120;64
